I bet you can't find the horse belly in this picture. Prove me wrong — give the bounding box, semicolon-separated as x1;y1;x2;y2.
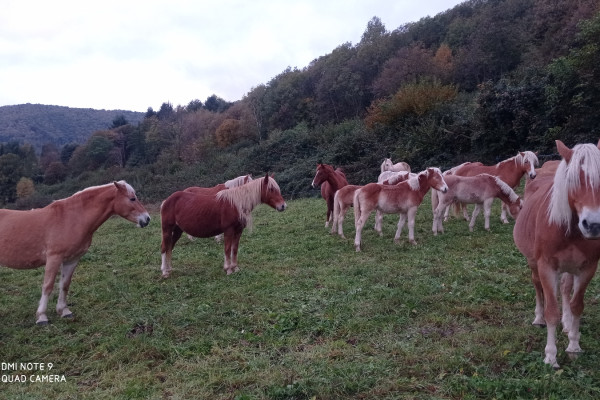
0;216;47;269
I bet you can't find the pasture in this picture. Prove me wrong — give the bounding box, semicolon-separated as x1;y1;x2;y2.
1;195;599;399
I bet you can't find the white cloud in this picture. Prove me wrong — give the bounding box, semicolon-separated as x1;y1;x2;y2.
0;0;463;111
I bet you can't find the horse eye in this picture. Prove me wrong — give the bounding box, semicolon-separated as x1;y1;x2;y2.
130;197;136;202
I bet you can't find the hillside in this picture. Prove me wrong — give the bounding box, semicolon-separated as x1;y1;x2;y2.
0;103;144;151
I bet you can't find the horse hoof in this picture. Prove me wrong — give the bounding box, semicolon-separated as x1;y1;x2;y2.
62;313;74;319
410;240;417;246
36;320;49;326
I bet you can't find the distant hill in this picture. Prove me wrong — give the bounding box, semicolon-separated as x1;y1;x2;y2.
0;103;145;151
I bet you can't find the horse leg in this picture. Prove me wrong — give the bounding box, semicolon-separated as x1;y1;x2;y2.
161;224;182;278
500;202;510;224
394;213;408;244
229;230;243;274
354;207;373;252
374;210;384;236
564;266;597;356
529;261;546;326
560;273;574;333
338;205;349;239
483;199;494;231
406;207;418;245
56;259;79;319
36;256;63;325
538;263;561;368
469;204;482;232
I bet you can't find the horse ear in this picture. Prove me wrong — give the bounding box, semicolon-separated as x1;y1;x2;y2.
264;173;269;182
113;181;123;191
556;140;573;163
597;138;600;150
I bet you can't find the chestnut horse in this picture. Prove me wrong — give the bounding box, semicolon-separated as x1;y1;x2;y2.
185;174;253;241
432;173;522;235
311;163;348;228
0;181;151;325
514;140;600;368
453;151;538;223
160;174;286;277
353;168;448;251
380;158;411;174
331;172;411;239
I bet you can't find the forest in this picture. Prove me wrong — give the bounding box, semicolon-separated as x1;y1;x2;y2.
1;0;599;207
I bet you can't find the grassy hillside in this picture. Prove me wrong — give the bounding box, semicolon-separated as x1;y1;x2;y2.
1;196;599;399
0;104;144;151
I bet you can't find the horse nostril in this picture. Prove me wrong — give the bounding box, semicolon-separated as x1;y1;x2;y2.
582;219;589;230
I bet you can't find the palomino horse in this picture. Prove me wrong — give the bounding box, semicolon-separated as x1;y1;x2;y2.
185;174;253;241
452;151;538;223
353;168;448;251
431;173;522;235
0;181;151;325
380;158;411;174
514;140;600;368
311;163;348;227
160;174;286;277
331;172;411;239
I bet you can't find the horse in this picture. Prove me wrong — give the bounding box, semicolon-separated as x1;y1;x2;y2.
311;163;348;228
375;170;416;234
452;151;538;223
431;173;522;235
160;174;286;277
185;174;253;241
331;172;412;239
0;181;151;325
513;140;600;368
353;168;448;251
380;158;411;174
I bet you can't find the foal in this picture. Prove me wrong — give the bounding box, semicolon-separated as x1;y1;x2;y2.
353;168;448;251
432;173;522;235
311;163;348;228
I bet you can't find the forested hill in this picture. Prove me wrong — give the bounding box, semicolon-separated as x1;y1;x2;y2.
0;104;144;151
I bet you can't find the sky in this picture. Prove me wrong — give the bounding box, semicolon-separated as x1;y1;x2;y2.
0;0;464;112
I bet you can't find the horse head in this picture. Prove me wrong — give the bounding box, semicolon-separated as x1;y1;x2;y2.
261;174;287;212
426;168;448;193
311;163;333;188
551;140;600;239
519;151;539;180
112;181;151;227
381;158;393;172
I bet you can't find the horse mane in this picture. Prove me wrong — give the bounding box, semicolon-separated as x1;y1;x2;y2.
407;168;441;191
501;151;539;168
548;143;600;230
491;175;519;203
73;180;134;198
216;177;280;229
224;174;252;188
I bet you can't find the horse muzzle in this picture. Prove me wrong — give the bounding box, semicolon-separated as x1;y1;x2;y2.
138;214;151;228
580;219;600;239
277;203;287;212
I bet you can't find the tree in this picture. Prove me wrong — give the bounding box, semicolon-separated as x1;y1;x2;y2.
110;114;129;129
16;177;35;199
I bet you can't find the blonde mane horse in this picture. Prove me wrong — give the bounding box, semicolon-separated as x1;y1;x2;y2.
380;158;411;173
514;140;600;368
0;181;150;325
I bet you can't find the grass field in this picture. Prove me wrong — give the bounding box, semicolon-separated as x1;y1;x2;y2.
1;194;599;399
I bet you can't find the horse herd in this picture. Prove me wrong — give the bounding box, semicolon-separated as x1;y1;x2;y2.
1;139;600;369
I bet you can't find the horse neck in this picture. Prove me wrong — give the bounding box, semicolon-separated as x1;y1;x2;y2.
496;159;523;187
412;174;431;200
492;177;517;204
325;170;346;190
67;186;117;235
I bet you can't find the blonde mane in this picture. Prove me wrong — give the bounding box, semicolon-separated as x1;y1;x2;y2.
216;177;280;229
224;174;252;188
548;143;600;230
407;168;442;191
493;176;519;202
73;180;135;199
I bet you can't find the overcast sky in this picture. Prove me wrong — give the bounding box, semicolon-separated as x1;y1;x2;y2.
0;0;463;112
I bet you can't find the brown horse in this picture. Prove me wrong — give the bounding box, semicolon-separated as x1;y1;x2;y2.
311;163;348;228
432;173;522;234
353;168;448;251
0;181;151;325
160;174;286;277
331;172;412;239
453;151;538;223
514;140;600;368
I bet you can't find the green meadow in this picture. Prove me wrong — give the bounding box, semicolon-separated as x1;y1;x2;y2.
1;196;599;399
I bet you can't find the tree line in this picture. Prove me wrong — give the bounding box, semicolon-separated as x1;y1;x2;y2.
2;0;600;207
